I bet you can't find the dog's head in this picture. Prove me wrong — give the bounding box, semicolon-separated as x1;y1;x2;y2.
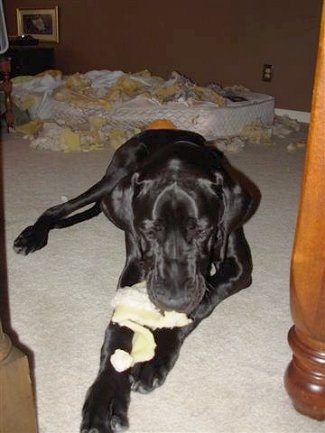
133;178;222;314
103;141;257;314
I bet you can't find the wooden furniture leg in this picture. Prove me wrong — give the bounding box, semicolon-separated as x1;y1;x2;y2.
284;1;325;421
0;57;14;132
0;321;38;433
0;131;37;431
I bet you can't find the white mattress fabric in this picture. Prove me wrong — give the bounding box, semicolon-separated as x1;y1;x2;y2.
12;69;275;151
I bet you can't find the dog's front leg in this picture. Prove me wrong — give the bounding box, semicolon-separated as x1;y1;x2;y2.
194;227;253;323
81;323;133;433
14;177;107;255
130;325;193;393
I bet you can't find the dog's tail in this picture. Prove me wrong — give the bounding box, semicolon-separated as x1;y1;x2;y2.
53;202;102;229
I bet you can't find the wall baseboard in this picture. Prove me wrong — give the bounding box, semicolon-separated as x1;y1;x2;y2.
275;108;310;123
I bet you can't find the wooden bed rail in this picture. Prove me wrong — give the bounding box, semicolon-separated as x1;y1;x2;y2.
284;0;325;420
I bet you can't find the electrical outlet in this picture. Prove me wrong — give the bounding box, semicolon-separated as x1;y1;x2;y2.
262;64;273;82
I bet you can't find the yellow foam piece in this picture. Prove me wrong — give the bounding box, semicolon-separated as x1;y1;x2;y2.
110;349;133;372
89;115;107;129
110;319;156;372
110;282;192;372
16;119;43;136
108;127;141;150
113;304;162;327
131;322;156;361
113;304;191;329
11;75;34;85
59;128;81;152
36;69;62;78
15;95;37;111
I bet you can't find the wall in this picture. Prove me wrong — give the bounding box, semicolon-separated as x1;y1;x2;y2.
3;0;323;111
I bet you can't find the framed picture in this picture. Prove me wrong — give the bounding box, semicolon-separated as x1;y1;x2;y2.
16;6;59;43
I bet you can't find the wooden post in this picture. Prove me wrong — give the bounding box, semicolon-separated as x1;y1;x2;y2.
284;1;325;420
0;56;14;132
0;101;37;431
0;320;38;433
0;321;12;361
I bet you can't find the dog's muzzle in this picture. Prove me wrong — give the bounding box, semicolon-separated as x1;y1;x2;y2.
146;270;206;314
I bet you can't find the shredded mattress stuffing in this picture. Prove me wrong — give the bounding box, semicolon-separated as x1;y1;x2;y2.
11;69;275;152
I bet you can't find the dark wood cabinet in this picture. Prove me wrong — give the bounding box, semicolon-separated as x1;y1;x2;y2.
5;46;55;77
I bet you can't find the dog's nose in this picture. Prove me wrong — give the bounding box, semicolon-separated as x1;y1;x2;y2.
152;279;199;314
158;295;192;313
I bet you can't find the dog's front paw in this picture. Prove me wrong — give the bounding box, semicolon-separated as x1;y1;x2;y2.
130;359;169;394
130;328;182;394
13;224;49;255
81;374;130;433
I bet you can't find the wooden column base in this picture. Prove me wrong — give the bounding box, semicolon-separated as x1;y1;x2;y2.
0;332;38;433
284;326;325;421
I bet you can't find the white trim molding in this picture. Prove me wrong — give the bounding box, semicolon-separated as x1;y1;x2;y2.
275;109;310;123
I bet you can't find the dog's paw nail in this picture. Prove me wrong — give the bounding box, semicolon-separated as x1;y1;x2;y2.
13;239;31;255
13;242;27;255
13;225;49;255
111;415;128;432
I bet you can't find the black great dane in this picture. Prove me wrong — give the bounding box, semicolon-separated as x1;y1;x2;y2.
14;128;260;433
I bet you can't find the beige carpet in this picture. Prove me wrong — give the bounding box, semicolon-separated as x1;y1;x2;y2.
2;128;324;433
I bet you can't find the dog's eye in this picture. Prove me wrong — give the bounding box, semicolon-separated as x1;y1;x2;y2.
196;222;214;240
186;218;197;231
196;229;209;240
141;220;163;239
146;230;155;239
213;184;224;199
154;222;163;232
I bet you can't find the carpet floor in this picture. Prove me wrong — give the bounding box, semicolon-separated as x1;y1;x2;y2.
2;128;324;433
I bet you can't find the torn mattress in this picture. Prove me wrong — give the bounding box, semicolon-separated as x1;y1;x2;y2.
12;69;275;152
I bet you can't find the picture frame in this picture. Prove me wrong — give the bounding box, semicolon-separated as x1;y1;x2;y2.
16;6;59;43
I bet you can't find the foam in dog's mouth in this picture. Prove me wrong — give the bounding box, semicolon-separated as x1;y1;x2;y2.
109;281;192;372
146;271;206;315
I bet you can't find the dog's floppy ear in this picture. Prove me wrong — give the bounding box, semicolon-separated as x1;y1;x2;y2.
214;160;261;261
101;172;140;231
